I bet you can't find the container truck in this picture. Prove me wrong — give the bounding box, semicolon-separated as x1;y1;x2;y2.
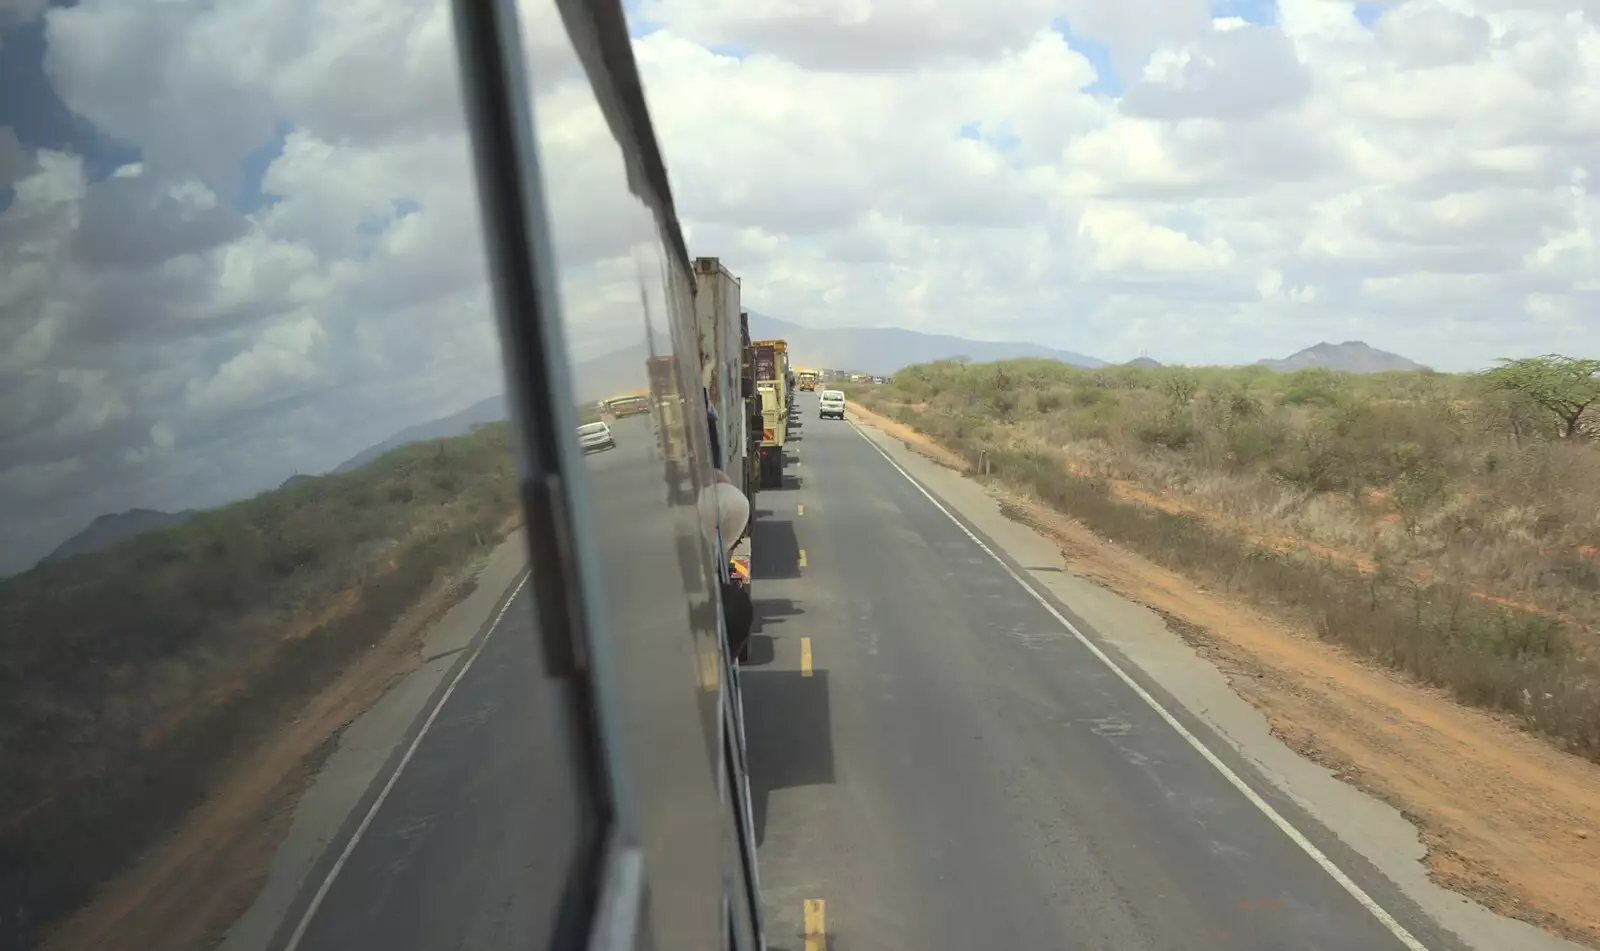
692;256;756;585
740;312;762;504
751;338;790;489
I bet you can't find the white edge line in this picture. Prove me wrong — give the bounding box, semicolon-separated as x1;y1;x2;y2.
283;570;532;951
847;417;1431;951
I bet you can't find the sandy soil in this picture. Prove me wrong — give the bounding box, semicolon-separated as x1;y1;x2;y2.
850;401;1600;948
37;558;495;951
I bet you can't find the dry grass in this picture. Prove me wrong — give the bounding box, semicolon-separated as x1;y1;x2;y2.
0;423;521;947
849;359;1600;761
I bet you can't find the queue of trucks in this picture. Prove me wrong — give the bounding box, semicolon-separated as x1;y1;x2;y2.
693;257;772;588
751;338;794;490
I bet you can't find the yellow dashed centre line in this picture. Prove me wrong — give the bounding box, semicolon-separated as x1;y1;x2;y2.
803;898;826;951
797;503;805;516
798;548;808;568
800;637;813;677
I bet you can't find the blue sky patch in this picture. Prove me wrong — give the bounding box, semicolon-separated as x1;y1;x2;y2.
0;18;140;184
707;42;751;60
1051;18;1123;95
237;120;292;213
1211;0;1278;26
955;121;1024;170
1354;2;1395;28
621;0;665;37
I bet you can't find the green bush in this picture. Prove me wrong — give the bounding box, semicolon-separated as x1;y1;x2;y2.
860;356;1600;762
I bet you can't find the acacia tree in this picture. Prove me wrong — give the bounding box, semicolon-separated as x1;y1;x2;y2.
1479;354;1600;440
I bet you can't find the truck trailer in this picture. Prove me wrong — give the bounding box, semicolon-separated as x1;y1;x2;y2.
740;312;762;505
751;338;790;489
693;257;757;585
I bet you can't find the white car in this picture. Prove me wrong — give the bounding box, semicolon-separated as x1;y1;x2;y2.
577;420;616;452
819;390;846;420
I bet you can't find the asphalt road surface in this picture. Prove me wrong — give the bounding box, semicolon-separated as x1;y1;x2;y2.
269;400;1454;951
268;415;665;951
745;393;1444;951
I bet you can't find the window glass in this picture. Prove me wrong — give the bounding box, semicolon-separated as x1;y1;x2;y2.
0;4;596;949
513;1;747;947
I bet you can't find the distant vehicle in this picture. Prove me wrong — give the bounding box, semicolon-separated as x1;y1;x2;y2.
819;390;846;420
604;394;651;418
752;338;791;488
577;420;616;453
796;369;819;392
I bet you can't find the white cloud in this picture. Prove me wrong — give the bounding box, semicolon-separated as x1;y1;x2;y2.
5;0;1600;572
617;0;1600;369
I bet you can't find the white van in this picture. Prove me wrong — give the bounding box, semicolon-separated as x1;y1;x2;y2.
818;390;846;420
576;420;616;452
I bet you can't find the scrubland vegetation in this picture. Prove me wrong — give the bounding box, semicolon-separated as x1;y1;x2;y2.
0;422;520;941
850;357;1600;760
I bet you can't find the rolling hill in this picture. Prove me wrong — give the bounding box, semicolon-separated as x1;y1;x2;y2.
335;316;1105;471
45;508;196;563
36;313;1106;570
334;393;510;472
1256;341;1430;374
749;312;1103;373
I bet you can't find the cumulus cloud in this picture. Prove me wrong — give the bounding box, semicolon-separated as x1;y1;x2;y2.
621;0;1600;367
4;0;1600;573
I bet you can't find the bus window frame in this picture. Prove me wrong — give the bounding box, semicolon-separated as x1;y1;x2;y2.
450;1;766;948
448;1;645;949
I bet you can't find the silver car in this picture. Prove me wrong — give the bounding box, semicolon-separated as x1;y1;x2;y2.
577;421;616;452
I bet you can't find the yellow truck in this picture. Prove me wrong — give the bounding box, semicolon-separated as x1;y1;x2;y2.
751;339;790;489
796;369;819;392
602;391;651;418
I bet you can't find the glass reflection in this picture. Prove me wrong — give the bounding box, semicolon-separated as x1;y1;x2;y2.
0;2;595;949
518;2;739;945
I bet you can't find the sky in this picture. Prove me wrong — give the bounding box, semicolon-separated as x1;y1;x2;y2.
2;0;1600;573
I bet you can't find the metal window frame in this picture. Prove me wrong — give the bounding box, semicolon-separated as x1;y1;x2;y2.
447;2;646;949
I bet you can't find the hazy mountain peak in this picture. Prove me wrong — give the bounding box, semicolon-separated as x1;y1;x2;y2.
748;312;1103;373
1256;340;1429;374
45;508;194;564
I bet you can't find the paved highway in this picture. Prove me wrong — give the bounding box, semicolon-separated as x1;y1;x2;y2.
746;394;1446;951
266;414;670;951
267;397;1456;951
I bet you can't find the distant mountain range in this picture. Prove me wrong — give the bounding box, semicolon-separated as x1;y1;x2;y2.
36;326;1424;569
749;312;1104;373
1256;341;1429;374
44;508;196;564
333;393;509;473
558;313;1105;397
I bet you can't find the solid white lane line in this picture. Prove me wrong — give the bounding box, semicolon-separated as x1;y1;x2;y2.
848;421;1429;951
283;571;532;951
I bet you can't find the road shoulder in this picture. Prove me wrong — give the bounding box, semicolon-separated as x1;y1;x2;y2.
846;404;1593;951
217;531;530;951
